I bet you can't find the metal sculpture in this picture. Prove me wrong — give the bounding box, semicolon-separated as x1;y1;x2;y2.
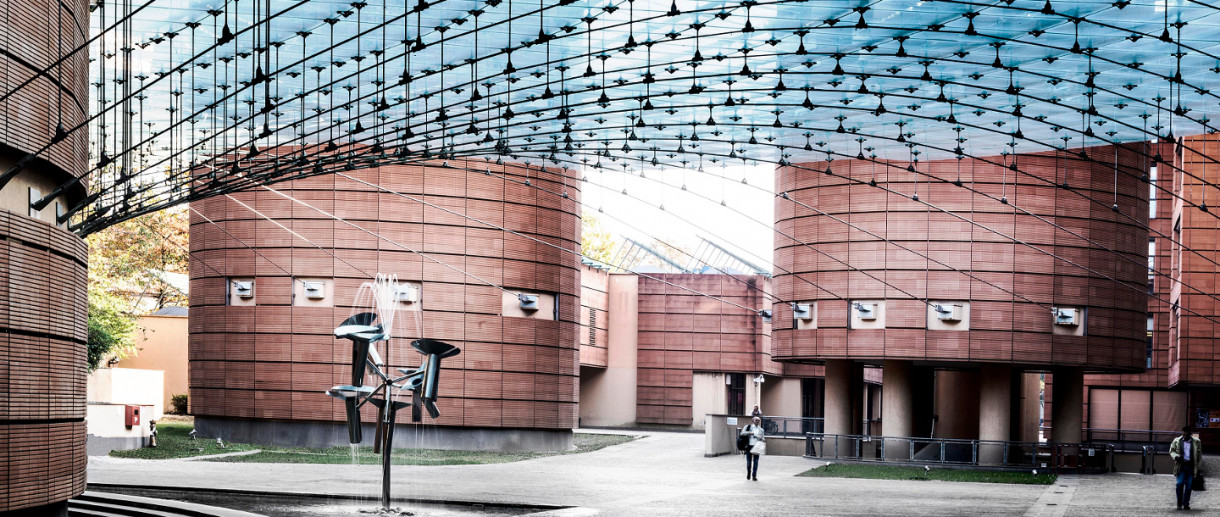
327;312;461;509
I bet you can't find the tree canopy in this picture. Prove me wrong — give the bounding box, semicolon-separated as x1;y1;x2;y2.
581;211;619;266
86;206;190;313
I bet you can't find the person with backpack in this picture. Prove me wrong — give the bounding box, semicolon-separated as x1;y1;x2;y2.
740;416;766;481
1170;425;1203;510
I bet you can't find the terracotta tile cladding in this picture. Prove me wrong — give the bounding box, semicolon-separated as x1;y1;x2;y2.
189;160;582;430
774;143;1151;372
1;210;89;511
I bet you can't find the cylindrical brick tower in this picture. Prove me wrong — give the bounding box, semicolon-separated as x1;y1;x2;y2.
0;0;92;513
188;159;582;450
773;144;1149;447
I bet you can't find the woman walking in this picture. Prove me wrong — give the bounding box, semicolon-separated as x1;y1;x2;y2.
741;416;766;481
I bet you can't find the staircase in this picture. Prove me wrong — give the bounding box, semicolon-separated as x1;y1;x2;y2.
69;491;263;517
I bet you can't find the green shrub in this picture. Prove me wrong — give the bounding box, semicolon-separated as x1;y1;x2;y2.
170;394;188;414
86;286;137;371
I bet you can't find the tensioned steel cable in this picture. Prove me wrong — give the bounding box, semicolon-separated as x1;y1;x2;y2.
222;193;376;278
334;168;788;313
64;2;1220;228
252;173;769;314
57;0;1220;214
14;0;1220;279
147;124;1215;321
436;147;1220;330
114;118;1210;319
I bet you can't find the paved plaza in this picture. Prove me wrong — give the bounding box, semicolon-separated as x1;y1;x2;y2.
87;430;1213;516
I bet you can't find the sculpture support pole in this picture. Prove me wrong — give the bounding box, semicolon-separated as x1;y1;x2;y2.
381;404;397;510
373;405;385;454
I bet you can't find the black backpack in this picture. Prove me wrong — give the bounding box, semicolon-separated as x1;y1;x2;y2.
737;427;752;451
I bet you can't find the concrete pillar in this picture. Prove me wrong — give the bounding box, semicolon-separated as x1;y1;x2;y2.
978;365;1013;464
824;359;861;436
882;360;913;459
1051;367;1084;444
935;370;981;439
1017;372;1044;442
910;366;936;439
580;274;638;427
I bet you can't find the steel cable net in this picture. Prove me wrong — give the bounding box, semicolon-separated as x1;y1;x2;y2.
23;0;1220;234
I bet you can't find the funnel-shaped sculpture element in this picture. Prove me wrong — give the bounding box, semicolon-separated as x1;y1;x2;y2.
332;312;382;444
411;338;461;419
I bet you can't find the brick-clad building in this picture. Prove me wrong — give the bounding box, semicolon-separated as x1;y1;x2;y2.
1084;137;1220;445
772;144;1151;451
188;160;584;450
578;271;822;429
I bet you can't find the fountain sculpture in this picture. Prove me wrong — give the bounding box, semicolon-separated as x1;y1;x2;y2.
326;276;460;509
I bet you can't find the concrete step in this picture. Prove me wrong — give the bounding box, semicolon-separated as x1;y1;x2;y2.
69;491;263;517
67;509;131;517
70;499;186;517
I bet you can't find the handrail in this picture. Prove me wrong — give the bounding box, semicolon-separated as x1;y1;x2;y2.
1083;428;1180;453
805;432;1115;472
760;416;824;438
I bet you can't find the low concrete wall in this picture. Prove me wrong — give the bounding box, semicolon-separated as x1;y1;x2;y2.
1112;451;1176;474
195;417;574;452
86;403;153;456
86;436;145;456
705;415;806;457
704;414;743;457
87;368;165;419
765;437;805;457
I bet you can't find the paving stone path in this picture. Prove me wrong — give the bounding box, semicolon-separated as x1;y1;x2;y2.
88;429;1214;516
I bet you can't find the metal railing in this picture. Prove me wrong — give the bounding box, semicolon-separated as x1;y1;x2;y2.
1083;428;1180;453
761;416;823;438
805;433;1114;472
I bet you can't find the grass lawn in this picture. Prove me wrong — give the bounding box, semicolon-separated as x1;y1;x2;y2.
111;418;636;466
798;463;1057;485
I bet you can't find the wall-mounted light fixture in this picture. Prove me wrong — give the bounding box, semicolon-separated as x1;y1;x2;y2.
395;283;421;303
854;302;876;320
792;303;813;321
233;280;254;299
1054;307;1079;326
518;293;539;311
303;281;325;300
934;303;963;322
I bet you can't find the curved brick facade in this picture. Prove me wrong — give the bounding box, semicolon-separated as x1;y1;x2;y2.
773;145;1149;372
636;274;821;425
0;0;91;511
0;0;91;180
188;160;582;438
0;210;89;512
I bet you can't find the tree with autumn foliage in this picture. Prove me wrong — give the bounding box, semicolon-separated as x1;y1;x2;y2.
84;206;190;368
87;206;190;312
581;211;619;266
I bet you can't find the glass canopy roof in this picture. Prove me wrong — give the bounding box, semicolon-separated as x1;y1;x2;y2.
53;0;1220;231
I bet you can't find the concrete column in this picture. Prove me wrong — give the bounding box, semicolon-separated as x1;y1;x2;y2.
579;274;638;427
824;359;861;436
1051;367;1084;444
978;365;1013;464
1017;372;1044;442
935;370;980;440
882;360;913;459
